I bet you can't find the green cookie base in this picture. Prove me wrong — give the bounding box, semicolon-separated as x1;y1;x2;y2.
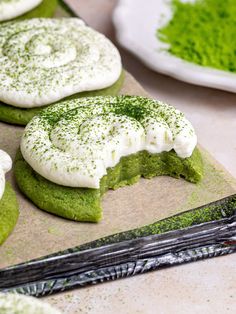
0;182;19;245
14;148;203;223
0;71;125;126
4;0;58;22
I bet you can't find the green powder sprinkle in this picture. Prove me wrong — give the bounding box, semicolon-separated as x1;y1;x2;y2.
157;0;236;72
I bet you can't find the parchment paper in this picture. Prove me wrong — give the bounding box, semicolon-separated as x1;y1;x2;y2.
0;4;235;270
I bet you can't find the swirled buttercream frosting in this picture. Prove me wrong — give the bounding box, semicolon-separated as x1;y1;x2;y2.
0;0;42;21
21;96;197;189
0;150;12;200
0;18;122;108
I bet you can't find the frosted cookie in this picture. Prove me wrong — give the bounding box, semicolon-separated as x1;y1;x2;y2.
0;293;61;314
15;96;203;222
0;18;124;125
0;150;18;245
0;0;57;22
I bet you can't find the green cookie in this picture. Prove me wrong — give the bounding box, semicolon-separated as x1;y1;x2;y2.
0;71;125;126
0;182;19;245
14;148;203;223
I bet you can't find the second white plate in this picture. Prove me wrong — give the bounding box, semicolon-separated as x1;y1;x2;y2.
113;0;236;93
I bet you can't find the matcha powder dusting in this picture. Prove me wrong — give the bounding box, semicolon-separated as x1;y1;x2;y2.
157;0;236;72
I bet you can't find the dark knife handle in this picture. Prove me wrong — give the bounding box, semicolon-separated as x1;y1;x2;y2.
0;212;235;296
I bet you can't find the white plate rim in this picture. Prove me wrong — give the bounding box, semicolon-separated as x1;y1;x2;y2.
113;0;236;93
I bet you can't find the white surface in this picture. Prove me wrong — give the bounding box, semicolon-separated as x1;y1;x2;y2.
113;0;236;93
21;97;197;188
0;0;42;21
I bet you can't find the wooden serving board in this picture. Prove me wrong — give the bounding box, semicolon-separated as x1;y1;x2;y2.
0;70;235;269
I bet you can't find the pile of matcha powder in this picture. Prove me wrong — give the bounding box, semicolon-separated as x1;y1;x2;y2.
157;0;236;72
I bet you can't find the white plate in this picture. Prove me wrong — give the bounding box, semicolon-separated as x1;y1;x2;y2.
113;0;236;93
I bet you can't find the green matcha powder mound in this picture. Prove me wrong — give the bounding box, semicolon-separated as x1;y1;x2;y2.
157;0;236;72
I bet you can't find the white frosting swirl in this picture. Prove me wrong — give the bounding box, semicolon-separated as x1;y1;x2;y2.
0;0;42;22
0;18;122;107
21;96;197;189
0;293;61;314
0;149;12;200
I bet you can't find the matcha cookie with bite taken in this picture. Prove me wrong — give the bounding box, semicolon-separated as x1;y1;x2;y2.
15;96;203;222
